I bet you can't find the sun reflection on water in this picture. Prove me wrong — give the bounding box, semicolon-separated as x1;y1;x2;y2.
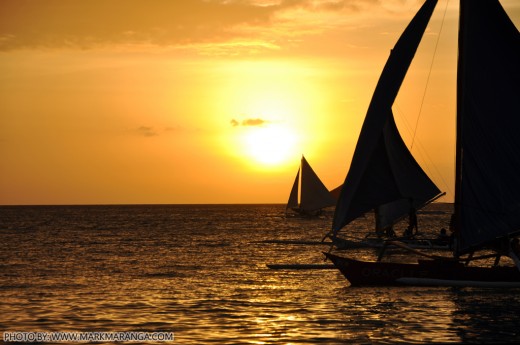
2;204;520;344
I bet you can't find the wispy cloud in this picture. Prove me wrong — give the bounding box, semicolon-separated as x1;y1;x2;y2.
135;125;185;137
137;126;158;137
0;0;301;51
0;0;387;51
231;118;268;127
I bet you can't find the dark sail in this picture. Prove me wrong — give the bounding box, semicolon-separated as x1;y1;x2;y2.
300;156;336;213
332;0;442;235
286;156;336;215
286;167;300;211
455;0;520;254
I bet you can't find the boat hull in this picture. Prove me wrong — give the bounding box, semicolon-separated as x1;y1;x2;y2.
332;236;450;251
324;252;520;287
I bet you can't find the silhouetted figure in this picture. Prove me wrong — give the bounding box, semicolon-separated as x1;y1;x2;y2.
403;198;418;237
436;228;450;245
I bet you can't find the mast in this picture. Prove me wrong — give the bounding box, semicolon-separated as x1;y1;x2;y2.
453;0;466;253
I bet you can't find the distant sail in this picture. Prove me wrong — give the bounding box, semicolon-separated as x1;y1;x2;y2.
332;0;442;235
455;0;520;254
286;156;337;216
286;168;300;211
300;156;337;213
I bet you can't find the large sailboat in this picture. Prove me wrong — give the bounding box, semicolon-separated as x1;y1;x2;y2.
322;0;446;250
325;0;520;287
286;155;338;217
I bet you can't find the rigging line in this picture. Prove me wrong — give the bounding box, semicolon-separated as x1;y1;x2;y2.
410;0;450;150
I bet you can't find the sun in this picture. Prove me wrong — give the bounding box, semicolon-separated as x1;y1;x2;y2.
242;125;298;166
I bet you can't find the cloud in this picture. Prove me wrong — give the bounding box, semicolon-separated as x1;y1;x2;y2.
231;118;268;127
135;125;186;137
0;0;313;51
0;0;385;51
243;118;267;126
137;126;158;137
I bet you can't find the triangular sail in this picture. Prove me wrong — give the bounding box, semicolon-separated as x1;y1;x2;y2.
300;156;337;213
332;0;442;235
286;168;300;211
286;156;336;215
455;0;520;254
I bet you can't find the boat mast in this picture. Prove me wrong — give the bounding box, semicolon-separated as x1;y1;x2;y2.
453;0;466;255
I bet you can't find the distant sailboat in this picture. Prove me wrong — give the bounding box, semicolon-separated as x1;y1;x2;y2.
286;155;338;217
325;0;520;287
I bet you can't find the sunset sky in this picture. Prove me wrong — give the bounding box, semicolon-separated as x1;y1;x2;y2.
1;0;519;205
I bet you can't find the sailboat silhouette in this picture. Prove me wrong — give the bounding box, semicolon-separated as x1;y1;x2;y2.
286;155;337;217
325;0;520;287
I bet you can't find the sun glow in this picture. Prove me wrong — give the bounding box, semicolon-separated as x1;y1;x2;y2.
212;59;339;170
242;124;298;166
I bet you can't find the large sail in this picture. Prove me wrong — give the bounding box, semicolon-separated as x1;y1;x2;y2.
300;156;336;213
455;0;520;254
332;0;442;235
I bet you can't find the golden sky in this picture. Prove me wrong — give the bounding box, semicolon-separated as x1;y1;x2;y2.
1;0;519;205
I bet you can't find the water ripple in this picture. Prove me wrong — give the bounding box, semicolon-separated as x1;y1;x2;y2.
1;204;520;344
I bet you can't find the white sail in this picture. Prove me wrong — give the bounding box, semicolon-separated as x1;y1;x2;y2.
454;0;520;254
332;0;443;236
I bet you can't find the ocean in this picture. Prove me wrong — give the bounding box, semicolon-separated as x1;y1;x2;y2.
1;203;520;344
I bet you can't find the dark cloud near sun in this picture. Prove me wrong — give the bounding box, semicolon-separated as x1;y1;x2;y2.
137;126;158;137
136;125;185;137
231;118;268;127
0;0;345;51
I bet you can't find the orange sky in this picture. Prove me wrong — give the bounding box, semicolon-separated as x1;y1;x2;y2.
1;0;519;205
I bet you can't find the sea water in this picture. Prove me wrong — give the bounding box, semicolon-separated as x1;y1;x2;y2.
1;204;519;344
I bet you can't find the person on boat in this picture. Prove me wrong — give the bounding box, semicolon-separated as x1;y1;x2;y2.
403;199;418;238
435;228;450;245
